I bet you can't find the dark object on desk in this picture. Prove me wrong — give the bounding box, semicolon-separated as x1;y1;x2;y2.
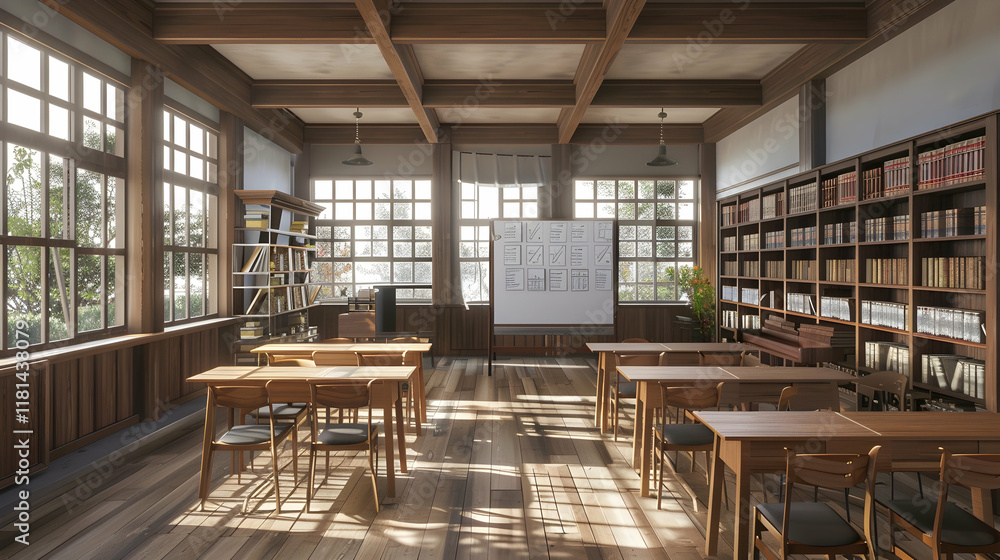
743;317;844;364
375;286;396;333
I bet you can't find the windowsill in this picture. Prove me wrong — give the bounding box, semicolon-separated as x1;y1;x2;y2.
0;317;238;368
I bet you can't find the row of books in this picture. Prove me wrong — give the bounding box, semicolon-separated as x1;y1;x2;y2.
864;341;910;378
861;300;908;330
721;285;739;302
721;309;738;329
915;306;984;343
289;220;308;234
789;259;815;281
764;231;784;249
862;156;912;201
762;191;784;220
863;258;908;285
742;287;760;305
763;260;783;278
722;236;737;252
721;204;737;227
244;284;321;315
919;206;986;237
788;226;818;247
825;259;855;283
722;260;738;277
820;296;853;321
244;204;271;229
742;314;760;330
921;354;985;399
863;215;910;242
917;135;986;190
920;256;986;290
742;260;759;277
739;198;760;223
821;170;858;207
741;233;759;251
786;292;815;315
823;221;856;245
788;182;818;214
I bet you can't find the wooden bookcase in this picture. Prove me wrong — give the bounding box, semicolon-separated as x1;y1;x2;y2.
718;114;998;412
233;190;324;364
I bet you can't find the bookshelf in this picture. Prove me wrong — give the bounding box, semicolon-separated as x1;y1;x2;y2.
233;190;324;364
718;114;998;412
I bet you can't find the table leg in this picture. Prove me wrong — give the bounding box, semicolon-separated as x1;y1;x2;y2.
595;352;606;429
382;389;396;497
410;368;424;436
638;383;655;497
417;355;428;425
705;436;724;556
197;403;215;503
732;450;753;560
395;382;408;474
972;487;994;560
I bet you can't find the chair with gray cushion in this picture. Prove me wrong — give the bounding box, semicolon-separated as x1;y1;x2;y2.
753;445;880;560
880;449;1000;560
613;353;660;441
306;379;380;512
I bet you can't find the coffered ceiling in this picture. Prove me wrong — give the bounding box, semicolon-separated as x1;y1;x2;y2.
69;0;954;148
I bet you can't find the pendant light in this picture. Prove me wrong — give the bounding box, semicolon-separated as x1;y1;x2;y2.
646;108;678;167
342;108;373;166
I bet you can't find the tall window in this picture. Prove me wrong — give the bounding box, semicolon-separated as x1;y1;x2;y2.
574;179;697;302
313;179;432;301
1;32;126;350
162;106;220;323
457;153;546;303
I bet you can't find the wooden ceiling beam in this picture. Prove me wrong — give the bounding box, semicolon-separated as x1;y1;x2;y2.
593;80;761;107
354;0;440;143
630;3;868;43
557;0;648;144
703;0;955;142
38;0;304;153
306;122;703;145
423;81;577;108
390;4;606;43
154;3;370;44
253;81;408;108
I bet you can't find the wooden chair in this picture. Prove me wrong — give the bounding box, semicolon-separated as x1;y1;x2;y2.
881;449;1000;560
622;337;649;343
312;350;361;366
740;351;762;367
263;352;316;367
306;380;380;512
356;352;417;427
199;384;298;514
753;446;881;560
653;382;726;509
321;337;353;343
777;385;797;411
612;353;659;441
700;352;742;366
856;370;908;411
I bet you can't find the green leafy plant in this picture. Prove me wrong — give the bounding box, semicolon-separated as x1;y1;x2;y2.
678;265;716;342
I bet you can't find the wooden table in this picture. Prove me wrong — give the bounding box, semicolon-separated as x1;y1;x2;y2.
187;365;415;498
617;365;855;497
695;410;1000;560
587;342;754;432
252;342;432;428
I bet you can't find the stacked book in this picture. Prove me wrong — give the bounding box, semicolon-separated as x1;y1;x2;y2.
917;135;986;190
741;287;760;305
824;259;855;283
921;354;985;399
786;292;815;315
864;216;910;242
864;341;910;377
764;231;784;249
915;306;984;343
741;314;761;330
821;171;858;208
721;309;739;329
864;258;908;285
289;220;308;234
820;296;853;321
741;260;759;277
722;205;737;226
240;321;265;340
789;259;815;281
823;221;856;245
883;157;911;197
738;198;761;223
244;204;270;228
762;192;784;219
723;236;737;252
920;207;978;237
721;285;739;302
789;226;817;247
722;260;738;277
762;260;783;279
861;301;908;330
741;233;760;251
921;256;986;289
788;182;818;214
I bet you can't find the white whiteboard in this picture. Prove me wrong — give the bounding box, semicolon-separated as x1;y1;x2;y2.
492;219;615;327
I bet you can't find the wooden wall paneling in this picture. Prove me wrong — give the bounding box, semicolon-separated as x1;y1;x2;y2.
51;361;78;448
118;348;134;421
77;356;96;437
93;352;116;430
0;364;46;485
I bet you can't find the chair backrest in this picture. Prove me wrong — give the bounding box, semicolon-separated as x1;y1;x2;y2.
391;336;420;343
310;379;373;410
939;450;1000;491
660;382;725;411
617;353;660;367
740;352;762;367
357;352;404;366
700;352;742;366
622;337;649;343
322;337;353;343
268;357;316;367
658;351;702;366
312;350;361;366
783;383;841;411
210;385;268;410
265;380;309;404
777;386;798;411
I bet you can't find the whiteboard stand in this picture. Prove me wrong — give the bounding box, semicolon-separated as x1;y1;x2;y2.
488;219;617;375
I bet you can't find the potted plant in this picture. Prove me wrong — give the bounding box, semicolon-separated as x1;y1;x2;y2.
678;265;716;342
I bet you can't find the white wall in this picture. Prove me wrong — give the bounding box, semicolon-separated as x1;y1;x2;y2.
244;128;293;192
826;0;1000;161
309;144;435;179
571;144;700;178
716;95;800;195
0;1;130;76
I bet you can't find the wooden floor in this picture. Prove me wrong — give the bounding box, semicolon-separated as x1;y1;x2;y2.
0;356;937;560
